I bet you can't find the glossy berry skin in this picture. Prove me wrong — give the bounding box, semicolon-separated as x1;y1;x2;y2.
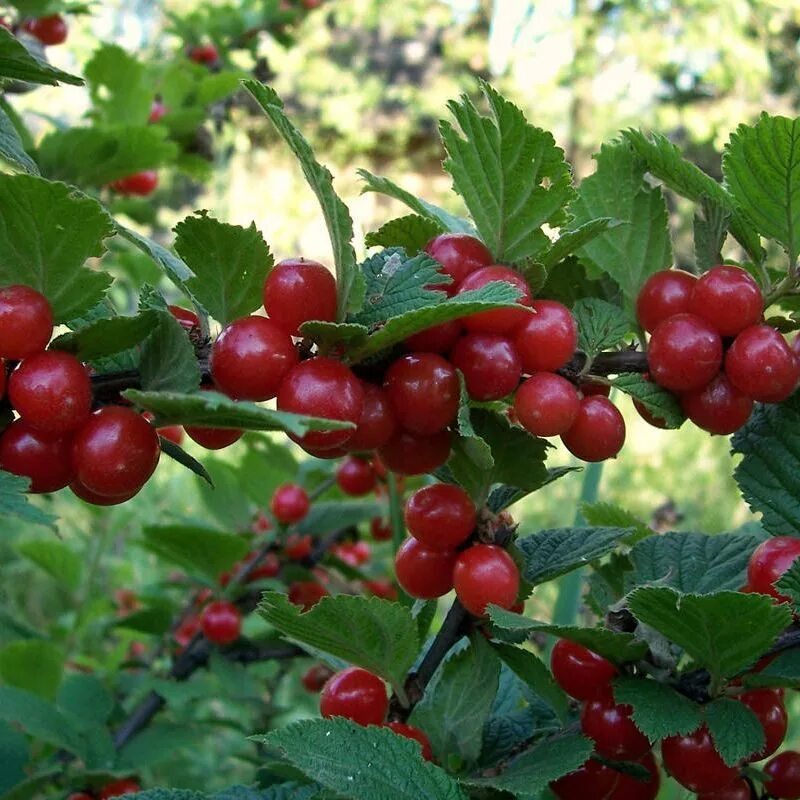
346;382;397;452
287;580;329;611
453;544;520;616
384;353;459;435
184;426;243;450
270;483;310;524
636;269;697;333
689;265;763;337
378;429;451;475
98;779;141;799
370;518;392;541
696;778;753;800
156;425;184;445
320;667;388;726
561;396;625;462
0;420;75;493
457;266;533;333
168;305;199;331
72;406;161;497
23;14;68;45
277;358;364;450
263;258;337;336
386;722;433;761
336;456;376;496
210;316;297;401
681;373;753;434
550;639;617;701
405;483;476;551
608;752;660;800
404;320;463;353
9;351;92;435
424;233;493;287
739;688;787;761
514;373;580;437
188;43;219;64
450;333;521;400
70;478;138;506
514;300;578;373
395;537;458;599
301;663;334;692
764;751;800;798
648;313;723;391
581;685;651;761
661;725;739;793
550;758;619;800
726;324;800;403
110;171;158;197
747;536;800;602
0;285;53;359
200;600;241;645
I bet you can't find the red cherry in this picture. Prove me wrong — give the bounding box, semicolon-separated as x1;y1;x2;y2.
270;483;310;524
336;456;376;496
550;758;619;800
332;540;371;566
394;537;458;598
72;406;161;497
110;171;158;197
173;615;201;648
550;639;617;701
188;43;219;64
514;373;581;437
184;426;243;449
450;333;522;400
689;265;763;337
681;373;753;434
747;536;800;603
320;666;388;726
739;688;787;761
277;358;364;451
580;685;650;761
648;313;723;391
404;320;463;353
457;265;533;333
283;534;313;561
696;778;752;800
157;425;184;445
764;751;800;798
661;725;739;793
210;316;297;401
263;258;338;336
561;396;625;461
199;600;241;645
580;380;611;398
69;478;138;506
404;483;476;551
346;381;397;452
0;420;75;493
607;752;660;800
0;285;53;359
287;580;328;610
453;544;519;616
424;233;493;287
370;518;392;541
168;305;199;331
301;663;334;692
377;428;451;475
247;551;281;581
364;578;397;600
635;269;698;333
386;721;433;761
514;300;577;372
632;398;669;429
98;779;141;799
148;100;167;123
23;14;68;45
726;324;800;403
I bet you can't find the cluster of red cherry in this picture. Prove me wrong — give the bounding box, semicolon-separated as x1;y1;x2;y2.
67;778;141;800
638;265;799;434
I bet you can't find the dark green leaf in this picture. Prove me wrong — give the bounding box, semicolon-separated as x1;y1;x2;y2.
612;676;700;742
0;27;82;85
539;218;621;270
0;104;37;174
743;649;800;688
694;197;731;272
51;311;157;361
0;721;29;795
57;674;113;724
573;298;631;357
611;374;685;430
0;471;57;530
364;215;443;254
0;686;83;754
159;438;213;486
117;224;197;290
295;500;382;536
139;311;200;393
113;605;173;635
704;698;764;766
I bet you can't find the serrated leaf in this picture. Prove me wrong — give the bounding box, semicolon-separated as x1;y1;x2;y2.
139;311;200;393
611;373;685;429
159;438;213;486
569;141;672;300
580;502;652;545
694;197;731;272
51;311;157;361
0;175;114;321
15;539;81;590
704;698;764;766
365;215;443;254
0;105;37;175
0;27;82;85
723;114;800;263
0;641;63;699
440;81;573;263
0;471;57;530
776;560;800;610
244;82;361;319
174;213;272;325
298;321;368;352
573;298;631;357
612;676;700;742
259;593;418;690
539;218;621;270
627;587;791;680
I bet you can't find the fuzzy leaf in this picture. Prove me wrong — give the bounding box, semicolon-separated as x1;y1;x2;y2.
613;676;701;742
573;297;631;357
539;218;621;270
139;311;200;393
704;698;764;766
580;502;652;544
612;374;685;429
365;215;444;254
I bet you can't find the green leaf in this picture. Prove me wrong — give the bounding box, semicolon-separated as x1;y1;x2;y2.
365;215;443;254
573;298;631;358
0;471;57;530
569;140;672;300
411;635;501;765
0;105;37;175
694;197;731;272
0;641;63;699
113;605;173;635
580;502;652;545
440;81;573;263
612;676;700;742
626;587;791;680
51;311;157;361
117;722;208;769
117;224;196;288
138;525;249;583
743;649;800;688
139;311;200;393
15;538;81;590
298;321;368;352
776;560;800;609
56;674;113;724
0;27;82;85
611;374;685;430
704;698;764;766
0;686;83;754
243;82;361;319
258;592;418;691
517;527;632;585
295;500;382;536
723;113;800;263
0;721;29;795
539;218;621;270
159;438;213;487
0;175;114;321
84;44;151;125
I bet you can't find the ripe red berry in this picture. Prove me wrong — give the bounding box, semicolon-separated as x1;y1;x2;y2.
271;483;310;524
550;758;619;800
364;578;397;600
336;456;376;496
457;266;533;333
764;751;800;798
681;373;753;434
110;171;158;197
636;269;697;333
72;406;161;497
0;420;75;493
287;580;328;610
394;537;458;598
283;534;313;561
550;639;617;701
69;478;139;506
173;615;201;648
332;540;371;566
689;265;763;337
648;313;723;391
246;551;281;581
277;358;364;451
726;324;800;403
450;333;521;400
98;779;141;799
345;381;397;452
200;600;241;645
579;380;611;397
580;685;650;761
739;688;787;761
370;518;392;541
424;233;493;287
301;663;334;692
210;316;297;401
0;285;53;359
184;426;243;450
320;666;388;726
386;721;434;761
168;305;199;331
156;425;184;445
23;14;68;45
263;258;338;336
661;725;739;793
404;320;463;353
607;752;660;800
514;300;577;373
9;351;92;435
696;778;753;800
453;544;520;616
514;373;581;437
747;536;800;602
377;429;451;475
561;396;625;461
148;100;167;123
188;43;219;64
405;483;476;551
